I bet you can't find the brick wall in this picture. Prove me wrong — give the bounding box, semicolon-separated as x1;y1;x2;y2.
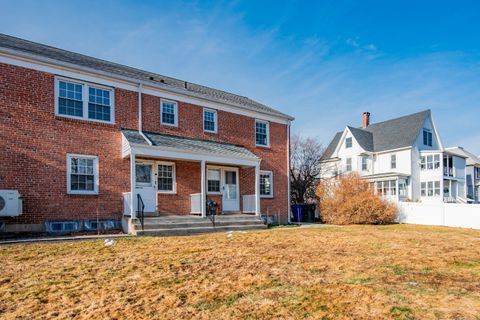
0;62;290;228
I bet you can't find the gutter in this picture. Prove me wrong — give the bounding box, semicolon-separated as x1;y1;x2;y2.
0;48;294;122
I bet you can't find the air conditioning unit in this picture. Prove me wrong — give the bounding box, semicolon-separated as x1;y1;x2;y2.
0;190;23;217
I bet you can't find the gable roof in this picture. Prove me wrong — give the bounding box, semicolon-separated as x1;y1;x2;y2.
321;110;431;161
446;147;480;166
0;33;293;121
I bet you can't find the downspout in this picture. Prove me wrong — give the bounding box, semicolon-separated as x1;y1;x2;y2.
138;83;152;145
287;121;291;224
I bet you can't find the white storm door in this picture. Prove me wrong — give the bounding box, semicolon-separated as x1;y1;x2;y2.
222;169;239;211
135;161;157;212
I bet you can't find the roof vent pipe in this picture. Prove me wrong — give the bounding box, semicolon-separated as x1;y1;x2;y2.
362;112;370;128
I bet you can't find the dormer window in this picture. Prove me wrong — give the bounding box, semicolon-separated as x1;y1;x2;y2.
345;137;352;148
423;129;433;147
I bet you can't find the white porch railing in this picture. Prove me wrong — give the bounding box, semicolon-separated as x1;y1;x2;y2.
190;193;201;214
242;194;256;213
123;192;132;216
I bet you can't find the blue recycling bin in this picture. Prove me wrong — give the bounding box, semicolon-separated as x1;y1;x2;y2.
291;204;304;222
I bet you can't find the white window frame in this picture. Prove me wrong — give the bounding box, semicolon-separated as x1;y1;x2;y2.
160;99;178;127
391;154;397;169
157;161;176;194
345;137;352;148
66;154;99;195
361;156;368;171
255;119;270;147
206;167;222;195
203;108;218;133
260;170;274;198
346;158;352;172
55;77;115;124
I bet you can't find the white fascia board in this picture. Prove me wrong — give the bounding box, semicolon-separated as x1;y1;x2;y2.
0;50;292;124
126;144;260;167
429;114;445;151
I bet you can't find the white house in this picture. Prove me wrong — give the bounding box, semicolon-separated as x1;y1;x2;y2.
320;110;468;203
445;147;480;202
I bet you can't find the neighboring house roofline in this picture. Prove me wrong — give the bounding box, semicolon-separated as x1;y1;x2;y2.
0;33;294;122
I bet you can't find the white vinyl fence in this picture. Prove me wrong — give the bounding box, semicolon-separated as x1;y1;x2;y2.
397;202;480;229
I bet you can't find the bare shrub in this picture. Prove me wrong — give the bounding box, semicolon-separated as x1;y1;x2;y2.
316;174;397;225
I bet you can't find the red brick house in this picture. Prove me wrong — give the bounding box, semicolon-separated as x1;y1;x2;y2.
0;34;294;233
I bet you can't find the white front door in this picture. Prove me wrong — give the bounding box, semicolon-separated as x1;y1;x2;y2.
222;169;239;212
135;161;157;212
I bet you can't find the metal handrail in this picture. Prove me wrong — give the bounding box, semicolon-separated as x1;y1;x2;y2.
136;193;145;231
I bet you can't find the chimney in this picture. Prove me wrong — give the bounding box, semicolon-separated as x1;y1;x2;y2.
362;112;370;128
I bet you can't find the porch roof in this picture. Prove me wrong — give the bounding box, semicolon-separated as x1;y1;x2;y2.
122;129;260;166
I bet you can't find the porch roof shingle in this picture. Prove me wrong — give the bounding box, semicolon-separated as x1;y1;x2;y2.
122;129;260;161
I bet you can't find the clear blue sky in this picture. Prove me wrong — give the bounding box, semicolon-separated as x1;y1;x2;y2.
2;0;480;152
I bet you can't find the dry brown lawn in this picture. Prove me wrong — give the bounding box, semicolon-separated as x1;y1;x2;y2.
1;225;480;319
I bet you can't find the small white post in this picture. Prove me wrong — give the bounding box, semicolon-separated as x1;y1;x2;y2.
200;160;206;218
255;163;261;216
130;153;136;218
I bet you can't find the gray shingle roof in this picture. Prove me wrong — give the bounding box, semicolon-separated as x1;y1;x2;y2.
0;33;293;121
321;110;431;161
122;129;259;160
446;147;480;166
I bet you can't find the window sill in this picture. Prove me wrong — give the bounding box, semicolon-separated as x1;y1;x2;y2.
260;195;274;199
67;192;99;196
55;115;116;127
160;122;178;127
157;191;176;195
207;192;222;195
255;144;271;149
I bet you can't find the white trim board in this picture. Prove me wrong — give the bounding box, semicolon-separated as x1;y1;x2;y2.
0;51;292;124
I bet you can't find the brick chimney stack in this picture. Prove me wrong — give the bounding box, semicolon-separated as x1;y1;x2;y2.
362;112;370;128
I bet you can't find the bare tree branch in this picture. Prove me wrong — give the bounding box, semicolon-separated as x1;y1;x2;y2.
290;134;324;204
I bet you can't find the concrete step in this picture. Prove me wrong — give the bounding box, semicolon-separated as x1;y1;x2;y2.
136;215;260;224
135;224;267;237
134;219;264;230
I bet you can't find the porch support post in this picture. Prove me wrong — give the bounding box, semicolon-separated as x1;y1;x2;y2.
130;153;136;218
255;163;261;216
396;178;399;202
201;160;206;218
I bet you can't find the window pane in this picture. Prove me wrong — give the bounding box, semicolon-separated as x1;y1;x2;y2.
136;164;152;184
255;121;268;146
87;87;111;121
58;81;83;117
158;164;173;191
70;156;95;192
207;169;220;192
346;137;352;148
162;101;176;125
260;173;272;196
204;110;216;132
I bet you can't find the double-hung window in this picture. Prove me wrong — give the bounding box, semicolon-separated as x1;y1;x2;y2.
157;163;176;193
346;158;352;172
207;168;221;193
67;154;99;194
391;154;397;169
361;156;368;171
345;137;352;148
56;78;114;123
260;171;273;197
421;180;441;197
255;120;269;147
203;109;217;133
160;100;178;126
423;129;433;147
